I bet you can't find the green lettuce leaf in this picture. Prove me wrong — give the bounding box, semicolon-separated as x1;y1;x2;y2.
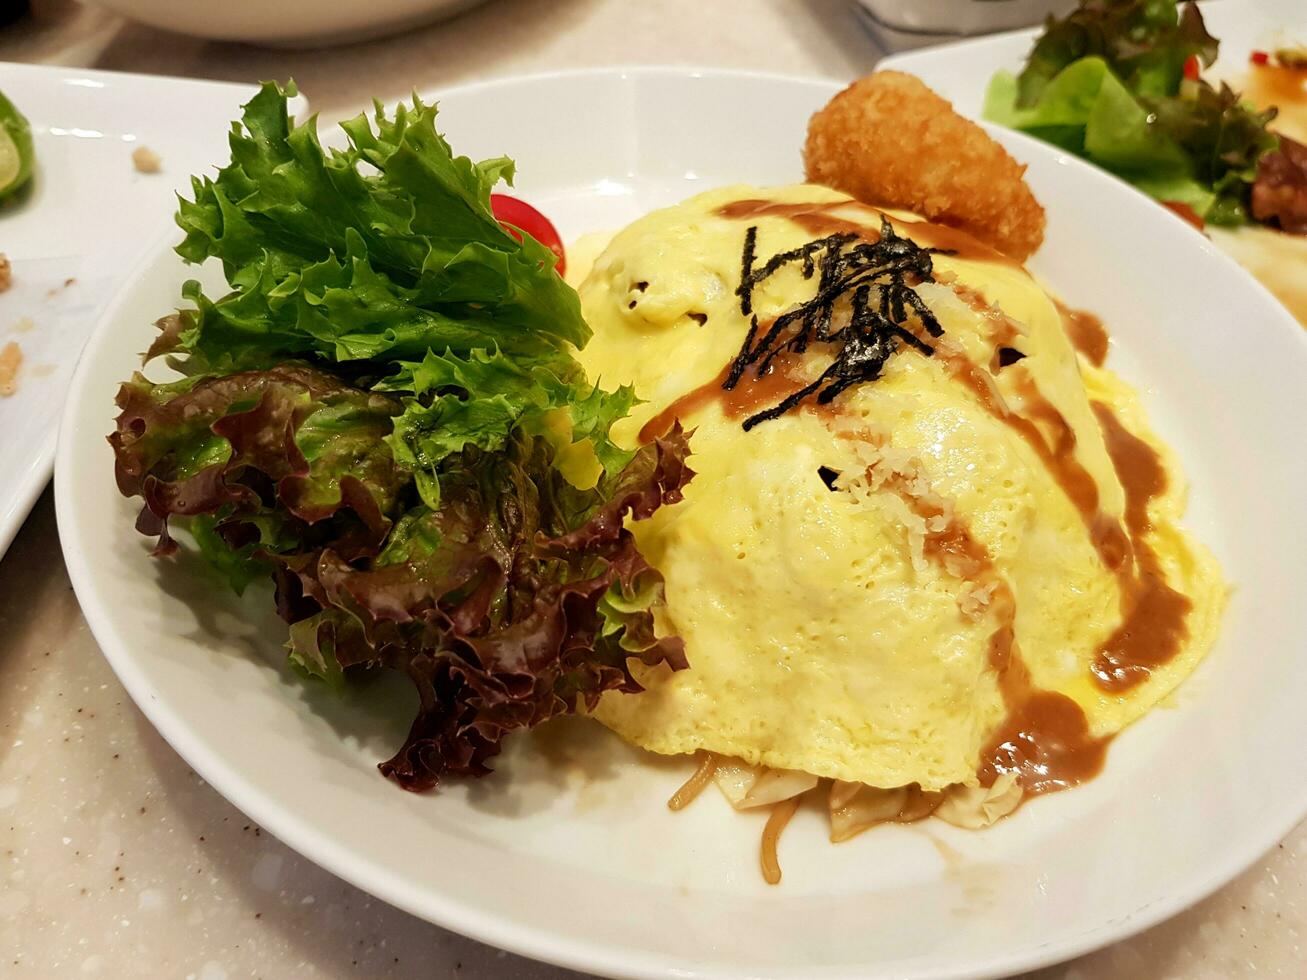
989;59;1192;172
155;81;640;507
379;347;636;508
168;82;587;376
1016;0;1216;106
110;82;695;790
111;363;694;789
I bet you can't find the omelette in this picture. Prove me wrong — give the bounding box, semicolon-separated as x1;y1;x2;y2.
567;183;1225;846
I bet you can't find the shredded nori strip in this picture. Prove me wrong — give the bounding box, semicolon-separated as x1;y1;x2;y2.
817;465;841;491
725;216;947;430
996;346;1027;368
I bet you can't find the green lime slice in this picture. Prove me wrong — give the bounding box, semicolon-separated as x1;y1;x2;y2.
0;128;21;190
0;91;34;200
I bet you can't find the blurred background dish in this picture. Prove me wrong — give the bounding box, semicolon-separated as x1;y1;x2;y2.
855;0;1077;53
857;0;1076;37
81;0;488;46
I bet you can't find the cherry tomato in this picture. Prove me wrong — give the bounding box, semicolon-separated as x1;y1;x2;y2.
490;193;566;276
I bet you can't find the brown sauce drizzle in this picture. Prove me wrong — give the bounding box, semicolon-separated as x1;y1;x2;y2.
934;348;1132;577
980;690;1111;795
948;360;1188;694
880;371;1190;784
832;339;1190;783
1056;300;1110;367
1089;403;1193;692
645;267;1182;703
637;351;819;444
658;378;1184;825
715;199;1022;268
978;593;1111;796
896;218;1022;269
719;199;870;245
872;457;1110;796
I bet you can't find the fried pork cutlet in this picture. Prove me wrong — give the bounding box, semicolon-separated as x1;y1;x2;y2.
804;71;1046;262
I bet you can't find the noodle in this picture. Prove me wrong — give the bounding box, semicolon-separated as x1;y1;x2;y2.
666;757;1002;883
667;752;718;811
760;796;802;885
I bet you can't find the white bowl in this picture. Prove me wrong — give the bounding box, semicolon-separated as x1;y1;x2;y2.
57;68;1307;979
85;0;487;46
857;0;1075;36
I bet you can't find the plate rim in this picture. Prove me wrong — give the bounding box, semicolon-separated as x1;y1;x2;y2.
55;65;1307;980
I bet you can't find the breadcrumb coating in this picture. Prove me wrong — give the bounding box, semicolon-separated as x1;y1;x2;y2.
804;71;1046;262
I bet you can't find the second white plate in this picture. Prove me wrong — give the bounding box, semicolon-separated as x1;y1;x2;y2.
0;64;306;559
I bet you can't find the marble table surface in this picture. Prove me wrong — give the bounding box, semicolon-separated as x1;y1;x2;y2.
2;0;1303;977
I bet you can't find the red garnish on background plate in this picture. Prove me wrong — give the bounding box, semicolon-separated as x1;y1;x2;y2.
1250;50;1270;66
1160;200;1206;232
491;193;566;276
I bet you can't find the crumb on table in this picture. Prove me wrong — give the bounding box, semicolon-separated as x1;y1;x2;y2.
0;340;21;396
132;146;162;174
0;253;10;293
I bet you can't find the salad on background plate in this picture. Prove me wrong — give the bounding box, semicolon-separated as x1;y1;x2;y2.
985;0;1298;231
881;0;1307;327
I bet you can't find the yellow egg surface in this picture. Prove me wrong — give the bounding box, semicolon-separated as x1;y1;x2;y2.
571;184;1225;793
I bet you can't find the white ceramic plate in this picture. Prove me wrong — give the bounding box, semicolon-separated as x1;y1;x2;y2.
0;64;307;560
56;68;1307;980
856;0;1074;39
